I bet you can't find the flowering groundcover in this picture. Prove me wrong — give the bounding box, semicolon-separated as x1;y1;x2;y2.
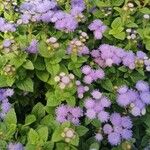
0;0;150;149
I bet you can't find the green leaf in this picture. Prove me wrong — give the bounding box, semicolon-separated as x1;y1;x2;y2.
95;0;111;7
25;115;36;126
16;78;34;92
76;126;89;136
91;119;101;128
39;41;51;58
32;103;45;119
23;60;34;70
37;127;48;142
45;60;60;76
43;141;54;150
4;109;17;126
46;92;61;106
101;79;113;92
34;57;45;70
140;7;150;14
111;0;124;6
89;143;100;150
36;70;49;82
51;127;63;142
70;134;79;146
113;32;125;40
66;96;76;106
111;17;123;29
28;129;39;145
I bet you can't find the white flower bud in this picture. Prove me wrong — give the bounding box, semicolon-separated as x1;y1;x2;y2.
131;34;136;39
127;35;131;39
54;76;60;82
144;14;150;19
126;29;131;33
128;3;134;8
141;108;146;115
60;72;66;76
69;73;75;79
49;37;57;43
65;129;74;138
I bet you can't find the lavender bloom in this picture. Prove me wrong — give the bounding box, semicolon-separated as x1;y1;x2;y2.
7;142;24;150
55;104;83;125
67;39;89;56
26;39;38;54
108;132;121;145
84;92;111;122
0;89;13;119
95;133;103;141
91;44;149;71
3;39;12;48
88;19;107;39
116;81;150;116
0;17;16;32
135;80;149;92
102;113;133;146
81;65;105;84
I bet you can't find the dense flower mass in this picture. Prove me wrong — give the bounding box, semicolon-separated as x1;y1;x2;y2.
0;17;16;32
84;90;111;122
91;44;150;71
18;0;85;32
7;142;24;150
88;19;107;39
0;89;13;119
102;113;133;146
55;104;83;125
67;39;89;56
117;80;150;116
81;65;105;84
54;72;75;89
0;0;150;149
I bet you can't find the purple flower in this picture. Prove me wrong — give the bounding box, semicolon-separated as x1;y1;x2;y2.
110;113;121;126
97;111;109;122
85;109;96;119
121;129;132;140
136;80;149;92
88;19;107;40
83;75;93;84
117;86;128;94
26;39;38;54
131;107;141;116
55;104;83;125
100;97;111;107
136;51;147;59
140;92;150;104
81;65;91;75
84;98;95;109
95;133;103;141
91;90;102;99
3;39;12;48
7;142;24;150
103;124;113;134
117;93;131;107
121;116;133;129
108;132;121;145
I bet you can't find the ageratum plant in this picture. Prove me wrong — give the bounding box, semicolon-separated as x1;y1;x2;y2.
0;0;150;150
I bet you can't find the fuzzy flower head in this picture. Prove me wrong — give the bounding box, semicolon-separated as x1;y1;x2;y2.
101;113;133;146
55;104;83;125
26;39;38;54
7;142;24;150
54;73;75;89
67;39;89;56
88;19;107;39
84;92;111;122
